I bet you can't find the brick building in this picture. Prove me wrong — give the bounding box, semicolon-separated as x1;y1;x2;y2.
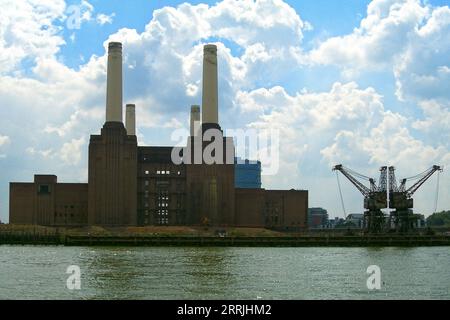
9;42;308;229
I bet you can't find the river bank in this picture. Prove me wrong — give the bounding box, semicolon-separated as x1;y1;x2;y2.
1;225;450;246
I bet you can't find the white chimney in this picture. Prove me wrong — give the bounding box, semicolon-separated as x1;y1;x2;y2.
190;105;200;136
106;42;123;123
125;104;136;135
202;44;218;125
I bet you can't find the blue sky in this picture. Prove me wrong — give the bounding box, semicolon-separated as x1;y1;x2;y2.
1;0;449;223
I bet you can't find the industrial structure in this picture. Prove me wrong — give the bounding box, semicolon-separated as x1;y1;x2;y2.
9;42;308;229
334;164;442;233
333;164;387;233
388;165;442;232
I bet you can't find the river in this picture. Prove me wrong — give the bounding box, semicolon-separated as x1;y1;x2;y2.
0;246;449;299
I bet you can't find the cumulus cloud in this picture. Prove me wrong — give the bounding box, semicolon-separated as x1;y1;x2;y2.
412;100;450;143
309;0;450;103
0;0;66;74
60;137;85;165
309;0;428;70
394;5;450;101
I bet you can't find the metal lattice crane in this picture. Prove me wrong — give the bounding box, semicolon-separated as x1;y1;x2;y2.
333;165;388;233
388;165;443;232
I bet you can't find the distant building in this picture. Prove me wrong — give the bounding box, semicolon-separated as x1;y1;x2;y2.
308;207;328;229
235;158;261;189
328;217;344;229
413;213;426;229
346;213;364;229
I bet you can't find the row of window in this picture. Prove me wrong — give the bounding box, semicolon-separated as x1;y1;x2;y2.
156;202;168;207
143;218;169;225
141;211;186;225
157;209;169;216
143;169;183;175
144;201;172;207
55;213;75;217
158;218;169;225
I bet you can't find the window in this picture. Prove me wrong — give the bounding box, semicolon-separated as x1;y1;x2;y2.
145;170;149;175
38;185;50;194
145;180;149;186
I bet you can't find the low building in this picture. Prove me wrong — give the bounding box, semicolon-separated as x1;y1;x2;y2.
346;213;364;229
308;207;328;229
413;213;426;229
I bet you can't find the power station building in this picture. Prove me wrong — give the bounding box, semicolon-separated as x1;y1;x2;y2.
9;42;308;230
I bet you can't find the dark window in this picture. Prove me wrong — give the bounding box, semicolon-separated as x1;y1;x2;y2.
38;185;50;194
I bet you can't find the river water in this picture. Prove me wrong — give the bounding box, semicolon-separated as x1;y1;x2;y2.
0;246;449;299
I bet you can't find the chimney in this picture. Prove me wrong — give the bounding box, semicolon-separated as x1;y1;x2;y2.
202;44;218;125
190;105;200;136
106;42;123;123
125;104;136;135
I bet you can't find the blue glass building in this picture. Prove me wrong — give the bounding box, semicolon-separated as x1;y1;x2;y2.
235;158;262;189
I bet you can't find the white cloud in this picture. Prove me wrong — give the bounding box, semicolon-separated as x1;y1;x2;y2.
0;135;10;146
96;13;115;25
0;0;66;74
26;147;54;158
59;137;85;165
309;0;450;103
412;100;450;143
309;0;429;70
79;0;94;22
394;6;450;101
44;108;103;137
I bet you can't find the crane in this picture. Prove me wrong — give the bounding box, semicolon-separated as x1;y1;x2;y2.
388;165;443;232
333;164;388;233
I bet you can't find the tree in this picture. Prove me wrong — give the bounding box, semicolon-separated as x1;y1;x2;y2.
426;211;450;227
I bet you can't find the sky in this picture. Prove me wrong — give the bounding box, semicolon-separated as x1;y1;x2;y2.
0;0;449;223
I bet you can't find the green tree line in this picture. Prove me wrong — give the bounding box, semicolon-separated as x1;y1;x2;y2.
426;211;450;227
